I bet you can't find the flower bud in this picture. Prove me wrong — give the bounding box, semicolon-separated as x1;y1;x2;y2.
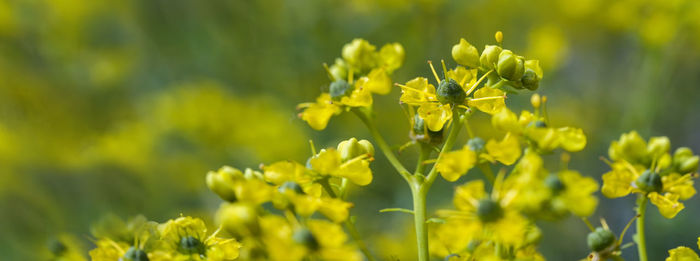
467;137;485;154
122;247;149;261
673;147;699;173
342;38;377;72
479;45;502;69
329;58;347;81
496;50;525;81
216;202;260;237
476;198;503;223
206;166;242;202
329;79;352;101
521;69;539;90
452;38;480;68
635;170;662;193
679;156;699;174
530;94;541;108
337;138;374;162
587;227;616;252
647;136;670;159
436;78;466;105
293;228;320;251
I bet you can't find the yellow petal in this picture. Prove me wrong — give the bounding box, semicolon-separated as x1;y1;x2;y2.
662;173;696;200
399;77;436;105
310;149;342;175
437;146;477;182
666;246;700;261
649;192;685;219
417;103;452;132
468;87;505;115
446;66;476;89
485;133;521;165
557;127;586;152
308;219;348;247
560;170;599;217
299;93;342;130
334;157;373;186
364;68;392;95
526;127;559;152
318;198;354;223
491;107;520;132
264;161;305;185
601;163;635;198
454;180;486;212
379;42;405;74
340;78;373;107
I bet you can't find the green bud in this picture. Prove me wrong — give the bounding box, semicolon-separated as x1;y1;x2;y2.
206;166;241;202
587;227;616;252
544;174;566;194
647;136;670;159
436;78;465;104
452;38;480;68
476;198;503;223
329;79;352;101
480;45;503;69
635;170;662;193
178;236;205;255
278;181;305;194
680;156;699;174
329;58;347;81
496;50;525;81
337;137;374;162
521;69;539;90
467;137;485;154
123;247;150;261
293;228;320;251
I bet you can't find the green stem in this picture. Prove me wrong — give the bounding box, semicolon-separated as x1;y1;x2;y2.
636;195;648;261
424;108;466;188
352;108;412;184
477;162;496;185
318;178;376;261
415;143;431;176
411;185;429;261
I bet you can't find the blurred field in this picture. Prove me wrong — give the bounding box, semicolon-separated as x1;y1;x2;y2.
1;0;700;260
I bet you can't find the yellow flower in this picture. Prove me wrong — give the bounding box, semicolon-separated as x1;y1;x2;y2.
436;145;477;182
666;246;700;261
557;170;599;217
601;162;638;198
159;216;241;261
483;132;522;165
467;87;506;115
305;219;364;261
309;148;373;186
649;192;685;219
259;215;306;261
297;93;342;130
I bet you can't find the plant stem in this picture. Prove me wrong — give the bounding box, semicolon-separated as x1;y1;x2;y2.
415;143;431;176
411;184;429;261
352;108;412;184
318;178;376;261
636;195;649;261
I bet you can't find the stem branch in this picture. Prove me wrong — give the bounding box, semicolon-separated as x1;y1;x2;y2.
636;195;648;261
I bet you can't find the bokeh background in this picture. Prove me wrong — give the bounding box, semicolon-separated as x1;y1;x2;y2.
2;0;700;260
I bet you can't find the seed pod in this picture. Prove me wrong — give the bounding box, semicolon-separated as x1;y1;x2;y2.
122;247;149;261
496;50;525;81
635;170;663;193
521;69;539;90
436;78;465;105
178;236;206;255
480;45;503;70
452;38;480;68
544;174;566;194
329;79;352;101
587;227;616;252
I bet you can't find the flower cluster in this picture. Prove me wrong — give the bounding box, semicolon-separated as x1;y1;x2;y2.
206;138;375;260
88;215;241;261
601;131;698;218
297;39;405;130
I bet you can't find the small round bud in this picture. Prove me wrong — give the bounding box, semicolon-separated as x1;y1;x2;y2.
587;227;616;252
521;69;539;90
544;174;566;194
293;228;320;251
679;156;699;174
635;170;663;193
278;181;305;194
647;136;671;159
337;138;374;162
480;45;503;69
342;39;377;72
495;31;503;44
496;50;525;81
123;247;149;261
329;58;347;81
530;94;541;108
452;38;480;68
467;137;485;154
206;166;241;202
476;198;504;223
178;236;205;255
436;78;465;105
329;79;352;101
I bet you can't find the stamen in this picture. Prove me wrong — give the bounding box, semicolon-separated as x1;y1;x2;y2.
441;59;448;80
348;67;354;84
395;83;434;97
309;140;317;155
322;63;335;81
427;61;441;83
466;70;493;96
468;95;506;102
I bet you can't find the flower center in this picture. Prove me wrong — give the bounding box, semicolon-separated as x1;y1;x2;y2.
476;198;504;223
178;236;206;255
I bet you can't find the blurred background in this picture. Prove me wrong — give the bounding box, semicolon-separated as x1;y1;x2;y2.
1;0;700;260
